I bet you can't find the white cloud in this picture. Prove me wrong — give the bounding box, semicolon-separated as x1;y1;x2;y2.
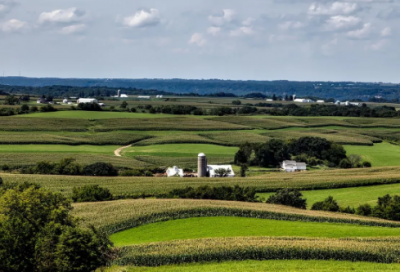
381;27;391;37
0;0;16;17
321;38;338;56
230;26;254;37
60;24;86;35
279;21;304;30
39;8;85;24
326;15;361;30
369;39;387;51
207;26;221;36
0;19;27;32
188;33;206;47
122;9;161;28
347;23;372;38
208;9;237;26
242;17;255;26
309;2;360;16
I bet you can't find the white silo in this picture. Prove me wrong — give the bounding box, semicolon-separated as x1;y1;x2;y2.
198;153;207;178
117;90;121;97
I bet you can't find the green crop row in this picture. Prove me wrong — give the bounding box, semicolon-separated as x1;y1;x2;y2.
114;237;400;266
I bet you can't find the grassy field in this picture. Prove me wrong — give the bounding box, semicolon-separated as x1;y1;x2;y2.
0;144;117;154
345;142;400;167
110;217;400;246
104;260;400;272
259;183;400;209
123;144;237;158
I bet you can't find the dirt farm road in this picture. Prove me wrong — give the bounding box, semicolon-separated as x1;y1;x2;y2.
114;145;132;157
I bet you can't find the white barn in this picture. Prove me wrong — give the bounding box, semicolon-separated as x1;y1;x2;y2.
77;98;99;104
166;166;184;177
282;160;307;172
207;165;235;178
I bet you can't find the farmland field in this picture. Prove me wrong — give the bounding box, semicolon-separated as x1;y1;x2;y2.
345;142;400;167
258;183;400;209
17;111;177;119
4;166;400;196
110;217;400;246
105;260;400;272
123;144;237;158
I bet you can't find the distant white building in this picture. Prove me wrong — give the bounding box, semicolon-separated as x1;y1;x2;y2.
282;161;307;172
138;96;151;99
62;99;68;104
266;99;273;102
207;165;235;178
77;98;99;104
37;98;47;104
317;100;325;103
166;166;184;177
294;98;314;103
156;95;164;98
335;101;361;107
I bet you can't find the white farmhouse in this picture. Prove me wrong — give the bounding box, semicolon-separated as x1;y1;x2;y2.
294;98;314;103
282;160;307;172
166;166;184;177
207;165;235;178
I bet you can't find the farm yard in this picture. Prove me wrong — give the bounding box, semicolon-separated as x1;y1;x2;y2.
3;109;400;271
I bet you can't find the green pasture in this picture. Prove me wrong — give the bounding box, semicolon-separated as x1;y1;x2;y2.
110;217;400;246
344;142;400;167
0;144;117;154
105;260;400;272
16;111;176;119
123;144;238;158
258;183;400;209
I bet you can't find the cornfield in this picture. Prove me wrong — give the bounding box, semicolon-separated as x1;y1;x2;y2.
72;199;400;235
115;236;400;266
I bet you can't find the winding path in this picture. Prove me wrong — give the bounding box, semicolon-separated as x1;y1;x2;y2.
114;145;132;157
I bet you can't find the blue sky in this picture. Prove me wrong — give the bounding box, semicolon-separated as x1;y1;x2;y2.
0;0;399;82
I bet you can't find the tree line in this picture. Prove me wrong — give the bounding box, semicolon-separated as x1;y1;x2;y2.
234;137;351;168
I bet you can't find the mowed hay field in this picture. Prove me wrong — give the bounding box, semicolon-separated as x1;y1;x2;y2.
110;217;400;246
345;142;400;167
259;182;400;209
105;260;400;272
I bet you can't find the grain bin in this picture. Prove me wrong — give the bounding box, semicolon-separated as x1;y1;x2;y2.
198;153;207;178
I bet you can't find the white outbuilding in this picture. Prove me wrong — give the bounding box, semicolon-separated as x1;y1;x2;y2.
282;160;307;172
166;166;184;177
63;99;68;104
207;165;235;178
77;98;99;104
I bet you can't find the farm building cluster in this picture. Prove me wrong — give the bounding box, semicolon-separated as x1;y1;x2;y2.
167;153;235;178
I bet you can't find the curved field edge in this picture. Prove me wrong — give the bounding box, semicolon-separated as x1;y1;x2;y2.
110;217;400;246
72;199;400;235
114;237;400;266
104;260;400;272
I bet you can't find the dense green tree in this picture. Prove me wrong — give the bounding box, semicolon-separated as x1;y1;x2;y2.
214;168;232;177
72;185;113;202
356;204;372;216
120;101;128;109
339;158;352;169
83;162;118;176
254;139;289;167
311;196;340;212
266;189;307;209
4;95;19;105
0;185;114;272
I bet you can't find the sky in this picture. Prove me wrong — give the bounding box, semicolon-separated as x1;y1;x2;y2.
0;0;399;82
